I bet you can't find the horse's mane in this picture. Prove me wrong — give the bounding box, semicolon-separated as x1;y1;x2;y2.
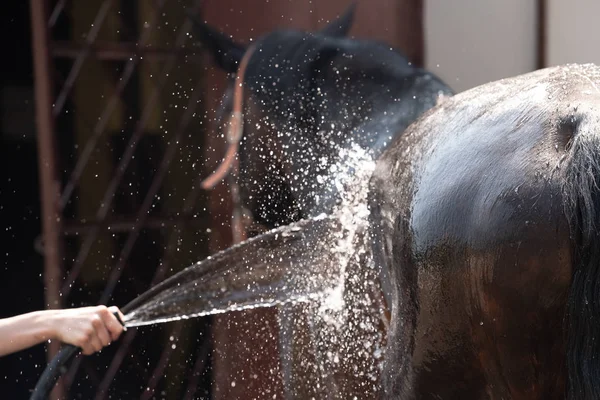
241;30;448;132
244;30;421;100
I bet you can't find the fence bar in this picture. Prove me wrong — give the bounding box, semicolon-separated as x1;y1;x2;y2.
52;0;116;116
48;0;68;28
52;40;203;61
61;213;204;235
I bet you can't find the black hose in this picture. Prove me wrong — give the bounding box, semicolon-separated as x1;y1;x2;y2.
29;345;79;400
29;312;125;400
29;266;189;400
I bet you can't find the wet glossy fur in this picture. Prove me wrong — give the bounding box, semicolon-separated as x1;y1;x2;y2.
370;63;600;399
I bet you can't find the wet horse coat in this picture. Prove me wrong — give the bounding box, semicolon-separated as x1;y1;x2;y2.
370;63;600;399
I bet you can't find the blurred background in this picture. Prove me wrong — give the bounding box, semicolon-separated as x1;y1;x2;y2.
1;0;598;399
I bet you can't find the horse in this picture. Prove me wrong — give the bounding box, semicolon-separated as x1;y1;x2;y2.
187;6;454;397
369;62;600;399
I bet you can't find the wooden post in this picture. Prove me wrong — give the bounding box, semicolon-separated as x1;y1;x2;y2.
537;0;547;69
29;1;64;399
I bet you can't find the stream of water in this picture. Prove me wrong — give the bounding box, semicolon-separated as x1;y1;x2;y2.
118;144;384;397
121;143;375;328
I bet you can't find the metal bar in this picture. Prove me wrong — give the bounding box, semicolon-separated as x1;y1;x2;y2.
58;0;168;211
182;339;211;400
139;322;185;400
51;40;203;61
63;13;198;298
76;77;203;299
96;79;205;304
63;2;203;393
52;0;116;116
48;0;68;28
36;212;204;253
61;213;203;235
29;1;65;399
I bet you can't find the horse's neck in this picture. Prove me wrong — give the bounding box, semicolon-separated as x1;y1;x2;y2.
311;79;415;156
322;63;452;157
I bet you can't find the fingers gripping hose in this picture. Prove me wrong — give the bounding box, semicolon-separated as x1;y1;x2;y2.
29;312;125;400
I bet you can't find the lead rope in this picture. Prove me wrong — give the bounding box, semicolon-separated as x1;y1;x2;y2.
200;45;256;190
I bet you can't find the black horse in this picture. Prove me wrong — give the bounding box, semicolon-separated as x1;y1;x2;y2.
189;4;454;231
369;63;600;399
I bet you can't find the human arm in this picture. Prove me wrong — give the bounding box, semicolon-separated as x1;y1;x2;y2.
0;305;125;357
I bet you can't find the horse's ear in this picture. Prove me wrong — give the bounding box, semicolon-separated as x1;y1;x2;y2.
185;9;246;74
319;2;356;37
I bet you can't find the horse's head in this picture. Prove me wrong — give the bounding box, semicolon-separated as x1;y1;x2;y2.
188;3;452;230
188;5;358;228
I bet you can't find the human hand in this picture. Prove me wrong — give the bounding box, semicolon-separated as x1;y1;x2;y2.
49;306;125;355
